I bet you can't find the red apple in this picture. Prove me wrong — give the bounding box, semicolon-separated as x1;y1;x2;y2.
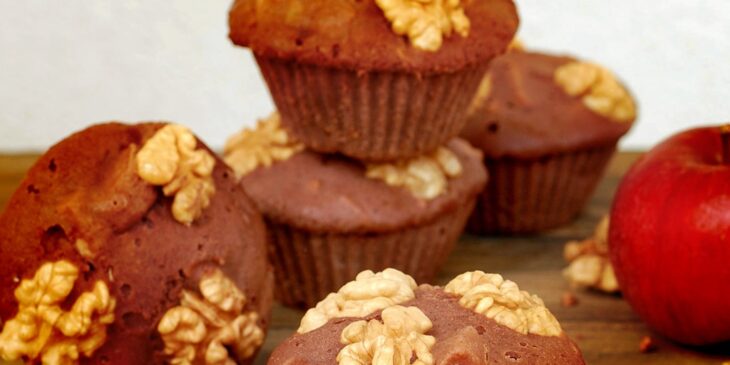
609;125;730;346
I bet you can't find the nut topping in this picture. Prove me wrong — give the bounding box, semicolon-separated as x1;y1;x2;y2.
366;147;462;200
137;124;216;225
298;269;418;334
224;112;304;179
0;261;116;364
445;271;562;336
337;306;435;365
563;216;619;293
158;269;264;364
375;0;470;51
554;62;636;122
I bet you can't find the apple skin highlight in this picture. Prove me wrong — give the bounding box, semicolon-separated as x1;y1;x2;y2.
609;125;730;346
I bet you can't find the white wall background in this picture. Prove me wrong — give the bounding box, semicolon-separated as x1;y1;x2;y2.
0;1;729;152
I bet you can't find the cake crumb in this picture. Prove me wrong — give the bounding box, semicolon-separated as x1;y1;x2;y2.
639;336;657;353
306;179;321;192
561;291;579;307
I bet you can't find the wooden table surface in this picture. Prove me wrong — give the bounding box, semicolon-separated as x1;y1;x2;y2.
1;152;729;365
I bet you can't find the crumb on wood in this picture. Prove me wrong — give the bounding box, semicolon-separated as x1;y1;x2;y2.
639;336;657;353
561;291;579;307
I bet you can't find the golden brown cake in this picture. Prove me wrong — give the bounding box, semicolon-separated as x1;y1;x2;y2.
0;123;273;365
268;269;585;364
229;0;519;161
461;51;636;234
224;114;487;308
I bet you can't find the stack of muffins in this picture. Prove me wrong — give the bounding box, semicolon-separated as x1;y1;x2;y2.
223;0;518;309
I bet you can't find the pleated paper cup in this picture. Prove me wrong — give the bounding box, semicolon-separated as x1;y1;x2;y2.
267;201;475;309
256;56;488;162
468;145;617;234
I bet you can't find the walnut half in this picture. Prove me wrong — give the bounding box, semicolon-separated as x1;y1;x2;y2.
0;260;116;365
136;124;216;225
366;147;462;200
563;216;620;293
467;74;492;117
444;271;562;337
298;269;418;334
554;61;636;122
337;306;435;365
157;269;264;364
375;0;470;52
223;112;304;179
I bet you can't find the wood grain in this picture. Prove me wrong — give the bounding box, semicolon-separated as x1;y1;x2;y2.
1;152;729;364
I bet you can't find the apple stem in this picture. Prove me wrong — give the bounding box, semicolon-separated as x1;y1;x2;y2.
723;125;730;164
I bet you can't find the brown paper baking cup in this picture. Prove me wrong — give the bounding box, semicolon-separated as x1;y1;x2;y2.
267;200;475;309
256;56;488;161
468;145;617;234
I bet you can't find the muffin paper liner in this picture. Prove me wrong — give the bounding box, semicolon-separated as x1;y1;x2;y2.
267;200;475;309
256;56;488;161
468;145;617;234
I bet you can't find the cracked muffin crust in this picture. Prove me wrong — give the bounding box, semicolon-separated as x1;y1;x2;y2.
269;270;585;365
0;123;273;365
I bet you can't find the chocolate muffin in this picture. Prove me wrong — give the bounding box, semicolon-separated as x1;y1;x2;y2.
229;0;519;161
0;123;273;364
461;51;636;234
269;269;585;364
224;114;487;308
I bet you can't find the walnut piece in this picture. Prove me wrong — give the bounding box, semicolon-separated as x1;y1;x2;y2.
467;37;522;117
561;291;579;308
337;306;435;365
157;269;264;365
0;260;116;364
467;74;492;116
554;61;636;122
74;239;93;259
563;216;620;293
375;0;470;51
298;269;418;334
508;37;525;52
366;147;462;200
638;336;657;353
444;271;562;337
224;112;304;179
137;124;216;225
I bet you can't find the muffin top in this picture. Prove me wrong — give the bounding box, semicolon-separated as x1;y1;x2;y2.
229;0;519;72
225;114;487;233
269;269;585;365
461;51;637;159
0;123;271;365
